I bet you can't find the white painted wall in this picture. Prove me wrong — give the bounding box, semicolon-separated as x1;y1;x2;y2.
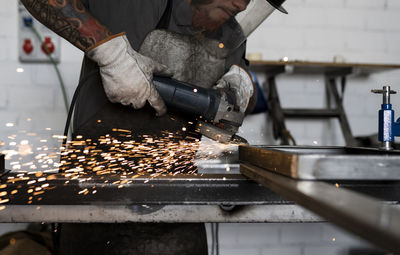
0;0;398;254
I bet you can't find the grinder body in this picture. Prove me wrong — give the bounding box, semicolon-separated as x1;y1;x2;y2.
153;76;246;143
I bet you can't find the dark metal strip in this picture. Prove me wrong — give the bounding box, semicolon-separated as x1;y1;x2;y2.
326;78;357;147
283;109;339;118
1;173;286;205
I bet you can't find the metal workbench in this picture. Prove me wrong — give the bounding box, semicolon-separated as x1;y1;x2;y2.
1;146;400;252
0;168;321;223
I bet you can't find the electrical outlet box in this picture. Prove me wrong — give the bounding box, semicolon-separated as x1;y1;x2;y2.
18;2;61;63
0;154;4;173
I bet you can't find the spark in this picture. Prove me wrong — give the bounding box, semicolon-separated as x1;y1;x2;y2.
78;188;89;195
0;199;9;204
0;125;239;206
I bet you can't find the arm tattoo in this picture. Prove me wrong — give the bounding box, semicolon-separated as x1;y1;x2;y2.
20;0;112;51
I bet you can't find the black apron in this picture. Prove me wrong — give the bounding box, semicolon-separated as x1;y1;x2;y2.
73;0;199;143
59;2;208;255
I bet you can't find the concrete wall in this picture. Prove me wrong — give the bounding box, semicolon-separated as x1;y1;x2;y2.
0;0;398;254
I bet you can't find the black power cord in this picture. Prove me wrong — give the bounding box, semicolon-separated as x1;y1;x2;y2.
61;70;98;149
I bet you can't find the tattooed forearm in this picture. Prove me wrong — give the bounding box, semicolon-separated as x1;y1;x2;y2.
20;0;112;51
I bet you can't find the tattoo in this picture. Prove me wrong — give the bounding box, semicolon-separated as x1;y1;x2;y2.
20;0;112;51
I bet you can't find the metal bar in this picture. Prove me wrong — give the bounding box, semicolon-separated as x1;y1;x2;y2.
283;109;339;118
239;145;400;181
340;76;346;103
241;163;400;254
326;78;358;147
0;204;322;223
266;76;290;145
1;173;285;205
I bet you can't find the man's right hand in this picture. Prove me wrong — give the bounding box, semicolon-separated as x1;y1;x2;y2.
86;33;172;116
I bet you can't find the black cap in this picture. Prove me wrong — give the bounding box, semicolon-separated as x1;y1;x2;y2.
266;0;288;14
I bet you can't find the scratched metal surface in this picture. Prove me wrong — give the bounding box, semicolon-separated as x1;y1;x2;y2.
239;145;400;180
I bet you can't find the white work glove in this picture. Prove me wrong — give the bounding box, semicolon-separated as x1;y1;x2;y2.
86;33;172;116
214;65;254;113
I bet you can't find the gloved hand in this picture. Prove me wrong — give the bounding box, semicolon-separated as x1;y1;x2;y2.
86;32;172;116
214;65;255;113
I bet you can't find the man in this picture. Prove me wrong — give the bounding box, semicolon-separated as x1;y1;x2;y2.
21;0;286;254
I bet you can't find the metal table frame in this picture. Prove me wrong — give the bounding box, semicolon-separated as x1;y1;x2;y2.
250;60;400;146
1;172;398;224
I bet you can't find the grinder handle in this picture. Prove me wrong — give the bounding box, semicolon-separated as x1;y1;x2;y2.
153;76;220;121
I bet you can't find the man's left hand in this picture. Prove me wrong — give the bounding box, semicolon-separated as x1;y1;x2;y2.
214;65;255;113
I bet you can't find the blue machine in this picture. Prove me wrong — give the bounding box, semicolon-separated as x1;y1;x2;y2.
372;86;400;150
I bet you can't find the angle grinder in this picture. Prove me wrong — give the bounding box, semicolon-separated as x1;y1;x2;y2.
153;76;248;144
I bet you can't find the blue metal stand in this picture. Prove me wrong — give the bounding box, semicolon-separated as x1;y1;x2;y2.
372;86;400;150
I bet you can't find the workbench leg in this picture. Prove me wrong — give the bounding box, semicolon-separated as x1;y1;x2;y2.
266;76;291;145
326;78;357;147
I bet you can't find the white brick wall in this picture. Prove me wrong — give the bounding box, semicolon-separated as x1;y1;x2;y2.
387;0;400;8
0;0;397;253
206;223;375;255
244;0;400;146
